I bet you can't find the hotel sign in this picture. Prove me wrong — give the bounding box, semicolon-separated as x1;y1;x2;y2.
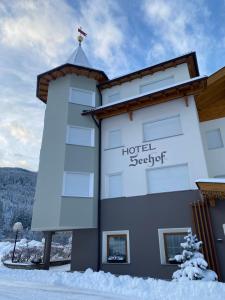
122;143;166;167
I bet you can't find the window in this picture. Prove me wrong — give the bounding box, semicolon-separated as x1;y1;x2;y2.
102;230;130;264
108;92;120;103
108;173;123;198
107;129;122;149
206;129;224;150
69;88;95;107
66;126;95;147
63;172;94;197
146;164;190;194
140;76;175;94
143;115;182;142
158;228;190;264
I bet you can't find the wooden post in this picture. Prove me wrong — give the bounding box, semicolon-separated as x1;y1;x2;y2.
43;231;53;270
12;231;18;262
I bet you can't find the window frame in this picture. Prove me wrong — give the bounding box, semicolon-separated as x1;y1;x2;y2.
142;115;183;143
66;125;95;147
206;128;224;150
146;163;190;194
107;172;123;198
102;230;130;264
69;87;95;107
158;228;191;265
62;171;94;198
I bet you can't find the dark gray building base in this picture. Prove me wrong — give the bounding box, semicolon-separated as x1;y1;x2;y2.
71;190;225;280
71;229;98;272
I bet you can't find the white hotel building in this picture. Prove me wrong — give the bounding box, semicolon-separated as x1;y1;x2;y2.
32;38;225;280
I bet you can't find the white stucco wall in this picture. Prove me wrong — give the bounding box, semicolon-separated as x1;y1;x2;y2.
101;96;209;199
101;63;190;105
200;117;225;178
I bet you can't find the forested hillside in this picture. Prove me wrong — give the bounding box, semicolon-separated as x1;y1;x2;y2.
0;168;37;239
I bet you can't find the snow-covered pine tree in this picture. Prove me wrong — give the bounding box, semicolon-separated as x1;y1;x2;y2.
172;230;218;281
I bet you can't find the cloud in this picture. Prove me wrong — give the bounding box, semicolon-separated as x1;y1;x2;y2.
0;0;131;171
142;0;213;74
0;0;74;67
72;0;130;76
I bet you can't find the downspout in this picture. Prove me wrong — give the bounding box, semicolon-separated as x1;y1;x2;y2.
97;85;102;271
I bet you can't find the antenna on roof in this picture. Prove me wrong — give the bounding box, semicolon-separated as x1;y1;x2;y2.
77;27;87;45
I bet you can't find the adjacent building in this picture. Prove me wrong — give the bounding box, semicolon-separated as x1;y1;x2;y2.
32;35;225;280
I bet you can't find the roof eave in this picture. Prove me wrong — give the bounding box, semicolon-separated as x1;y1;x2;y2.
36;63;108;102
98;52;199;90
83;76;207;119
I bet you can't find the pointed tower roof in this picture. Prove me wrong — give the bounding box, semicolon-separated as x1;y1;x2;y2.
36;28;108;103
66;44;91;68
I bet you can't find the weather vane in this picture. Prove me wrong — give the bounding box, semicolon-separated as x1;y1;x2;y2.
77;27;87;45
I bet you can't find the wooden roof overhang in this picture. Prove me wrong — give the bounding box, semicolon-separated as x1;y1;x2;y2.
98;52;199;90
196;181;225;207
36;64;108;103
196;66;225;122
82;76;207;120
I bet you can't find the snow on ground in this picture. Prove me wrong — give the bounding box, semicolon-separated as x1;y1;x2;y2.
0;267;225;300
0;242;13;265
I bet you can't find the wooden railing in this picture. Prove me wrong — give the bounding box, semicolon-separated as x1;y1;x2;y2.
191;200;221;279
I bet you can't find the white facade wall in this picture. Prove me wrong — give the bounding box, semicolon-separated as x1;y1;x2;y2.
101;96;209;199
101;63;190;105
200;117;225;178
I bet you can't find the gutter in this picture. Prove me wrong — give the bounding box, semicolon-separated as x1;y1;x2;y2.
97;85;102;272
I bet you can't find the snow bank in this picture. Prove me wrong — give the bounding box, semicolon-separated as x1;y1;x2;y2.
0;267;224;300
196;178;225;184
0;242;12;264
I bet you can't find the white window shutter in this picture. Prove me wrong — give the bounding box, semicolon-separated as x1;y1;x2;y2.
108;173;122;198
70;88;95;107
206;129;223;150
147;164;190;193
143;115;182;141
140;76;175;94
63;172;94;197
108;129;122;148
67;126;94;147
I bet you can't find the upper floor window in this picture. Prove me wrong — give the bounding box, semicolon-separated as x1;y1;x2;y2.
143;115;182;142
63;172;94;197
108;92;120;104
66;126;95;147
69;87;95;107
140;76;175;94
108;129;122;149
108;173;123;198
206;128;224;150
146;164;190;194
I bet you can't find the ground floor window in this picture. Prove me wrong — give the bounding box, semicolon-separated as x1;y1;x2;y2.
102;230;130;264
158;228;190;264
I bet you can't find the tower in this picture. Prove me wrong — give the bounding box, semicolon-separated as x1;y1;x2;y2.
32;29;107;270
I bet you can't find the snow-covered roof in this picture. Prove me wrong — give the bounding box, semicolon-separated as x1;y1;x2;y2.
196;178;225;184
67;44;91;68
87;75;207;113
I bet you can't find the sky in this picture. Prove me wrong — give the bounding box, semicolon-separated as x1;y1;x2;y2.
0;0;225;172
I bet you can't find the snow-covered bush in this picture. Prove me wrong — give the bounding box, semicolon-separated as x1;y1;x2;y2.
172;230;217;281
13;222;23;232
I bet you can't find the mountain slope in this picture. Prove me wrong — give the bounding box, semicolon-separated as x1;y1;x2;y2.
0;168;37;239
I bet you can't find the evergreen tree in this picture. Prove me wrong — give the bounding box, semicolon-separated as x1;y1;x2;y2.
172;230;218;281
